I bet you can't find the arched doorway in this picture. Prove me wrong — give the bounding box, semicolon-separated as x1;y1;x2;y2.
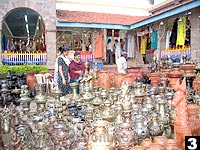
1;8;46;65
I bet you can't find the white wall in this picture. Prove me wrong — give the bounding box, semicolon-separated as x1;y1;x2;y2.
56;0;152;16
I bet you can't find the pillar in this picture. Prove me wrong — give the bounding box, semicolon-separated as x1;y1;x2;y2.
45;30;57;70
191;7;200;63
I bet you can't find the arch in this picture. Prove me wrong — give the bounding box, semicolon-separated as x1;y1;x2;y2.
0;3;45;31
2;7;46;52
3;7;45;28
0;0;58;68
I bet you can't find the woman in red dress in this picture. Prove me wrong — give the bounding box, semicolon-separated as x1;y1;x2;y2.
69;52;85;93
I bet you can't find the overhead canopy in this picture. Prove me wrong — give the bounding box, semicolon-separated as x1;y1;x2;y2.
3;8;42;39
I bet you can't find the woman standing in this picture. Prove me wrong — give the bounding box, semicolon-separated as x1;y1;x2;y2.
54;47;71;96
69;52;85;93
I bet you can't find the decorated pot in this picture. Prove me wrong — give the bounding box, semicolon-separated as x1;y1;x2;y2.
148;143;164;150
164;139;178;150
131;145;144;150
153;136;167;146
180;64;196;76
97;70;112;89
87;120;116;150
26;71;37;90
193;75;200;92
113;73;125;88
167;66;183;89
148;72;161;87
123;74;135;85
140;138;152;149
114;122;136;149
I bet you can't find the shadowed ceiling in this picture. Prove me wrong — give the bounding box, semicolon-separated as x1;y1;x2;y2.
3;8;42;39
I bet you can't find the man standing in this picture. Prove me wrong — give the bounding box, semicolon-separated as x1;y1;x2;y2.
106;39;113;64
116;51;128;74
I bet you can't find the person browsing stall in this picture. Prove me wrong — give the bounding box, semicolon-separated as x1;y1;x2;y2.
54;47;71;96
106;39;113;64
69;52;85;93
116;51;128;74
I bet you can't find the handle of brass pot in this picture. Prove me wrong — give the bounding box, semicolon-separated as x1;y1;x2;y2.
159;124;164;130
141;130;146;136
116;141;119;147
165;113;170;118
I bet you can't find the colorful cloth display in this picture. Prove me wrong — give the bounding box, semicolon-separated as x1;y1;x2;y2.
127;34;135;58
150;31;158;51
176;16;186;46
94;32;104;59
166;30;172;49
161;47;191;61
140;36;147;55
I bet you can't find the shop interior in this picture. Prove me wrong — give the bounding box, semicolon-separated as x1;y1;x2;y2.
56;28;92;52
2;8;46;53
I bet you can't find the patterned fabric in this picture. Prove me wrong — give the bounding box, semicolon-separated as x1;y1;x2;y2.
166;30;172;49
57;57;71;96
54;55;70;83
150;31;158;51
127;34;135;58
176;16;186;46
170;18;178;47
115;42;121;60
140;36;147;54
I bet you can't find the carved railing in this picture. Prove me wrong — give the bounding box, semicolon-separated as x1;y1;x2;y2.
2;51;93;65
2;51;47;65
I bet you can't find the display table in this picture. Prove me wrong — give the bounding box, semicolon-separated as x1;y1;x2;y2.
68;50;93;62
161;47;191;61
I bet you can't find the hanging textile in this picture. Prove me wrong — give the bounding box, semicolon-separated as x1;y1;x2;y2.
125;37;128;53
150;31;158;51
107;29;112;36
140;36;147;55
146;37;151;51
94;32;104;59
127;34;135;58
185;17;191;46
114;29;119;37
176;16;186;46
170;18;178;47
166;30;172;49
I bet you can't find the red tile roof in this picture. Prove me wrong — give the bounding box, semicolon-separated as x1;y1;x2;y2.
57;10;147;26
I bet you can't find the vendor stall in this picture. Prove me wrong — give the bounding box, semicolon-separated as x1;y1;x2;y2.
161;46;191;61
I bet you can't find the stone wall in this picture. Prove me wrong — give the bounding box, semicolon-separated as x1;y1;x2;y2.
190;7;200;63
0;0;57;69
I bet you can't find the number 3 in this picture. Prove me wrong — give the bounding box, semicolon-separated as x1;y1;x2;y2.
188;138;197;150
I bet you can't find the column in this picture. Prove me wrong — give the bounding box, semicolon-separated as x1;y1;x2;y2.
45;30;57;70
